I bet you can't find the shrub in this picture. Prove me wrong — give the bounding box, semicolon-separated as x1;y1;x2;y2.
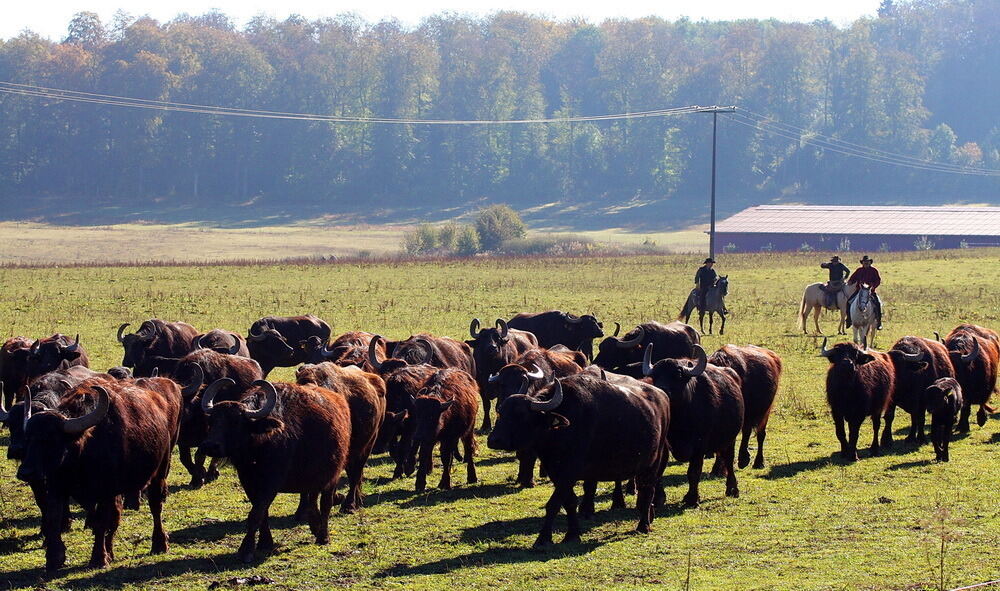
402;224;440;255
723;243;737;253
759;243;774;252
914;236;935;250
437;223;460;252
959;240;970;249
878;242;891;252
839;237;851;252
475;204;526;251
455;226;481;256
798;242;814;252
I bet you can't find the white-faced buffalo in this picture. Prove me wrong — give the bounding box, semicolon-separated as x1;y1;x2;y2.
593;321;700;374
487;345;587;487
410;368;479;493
295;362;386;512
300;331;380;367
17;378;181;570
172;349;264;487
886;336;954;443
200;380;351;563
26;334;90;381
819;339;895;460
708;344;782;469
642;344;743;507
1;336;34;407
118;319;200;377
488;372;670;546
939;324;1000;431
506;310;605;361
467;318;538;432
193;329;249;356
926;377;963;462
246;315;332;377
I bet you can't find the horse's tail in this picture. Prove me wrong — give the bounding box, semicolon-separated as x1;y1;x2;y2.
798;289;809;331
679;292;694;321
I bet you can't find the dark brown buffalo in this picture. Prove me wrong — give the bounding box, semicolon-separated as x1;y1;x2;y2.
642;344;743;507
940;324;1000;431
246;315;332;377
410;368;479;492
26;334;90;381
707;344;782;470
172;349;264;487
487;345;587;487
295;363;386;512
390;334;475;375
886;336;955;443
200;380;351;563
819;338;896;460
194;329;249;357
1;337;36;407
466;318;538;432
17;378;181;570
118;319;200;377
926;377;963;462
506;310;605;361
299;331;381;367
488;371;670;547
593;321;700;372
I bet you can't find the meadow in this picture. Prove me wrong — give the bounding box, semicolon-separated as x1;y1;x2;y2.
0;248;998;590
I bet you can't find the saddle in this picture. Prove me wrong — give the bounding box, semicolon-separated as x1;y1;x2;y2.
823;283;844;309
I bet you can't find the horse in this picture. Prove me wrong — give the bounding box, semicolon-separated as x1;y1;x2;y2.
798;282;856;335
680;276;728;335
850;284;878;349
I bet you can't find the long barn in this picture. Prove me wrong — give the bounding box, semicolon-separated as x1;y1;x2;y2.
714;205;1000;252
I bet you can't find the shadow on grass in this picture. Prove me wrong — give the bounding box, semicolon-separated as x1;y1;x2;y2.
170;514;300;544
373;541;603;578
888;458;934;470
398;482;522;509
0;552;233;590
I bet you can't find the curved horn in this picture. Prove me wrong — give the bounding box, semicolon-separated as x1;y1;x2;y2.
819;337;832;358
367;335;385;371
960;338;981;364
525;364;544;380
530;378;564;412
616;326;645;348
247;323;267;342
66;334;80;352
469;318;481;339
227;335;241;355
0;383;8;422
151;367;159;378
117;323;129;343
321;341;339;359
201;378;234;414
194;334;205;350
58;379;74;391
30;340;40;355
642;343;655;376
496;319;509;340
613;322;621;337
934;331;944;344
487;371;502;383
63;386;110;434
181;364;204;397
415;338;434;365
681;345;708;378
563;313;583;324
897;348;925;363
245;380;278;419
23;388;32;428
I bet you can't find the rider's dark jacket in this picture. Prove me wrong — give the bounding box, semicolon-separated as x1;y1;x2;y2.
848;266;881;292
695;266;717;290
820;261;850;282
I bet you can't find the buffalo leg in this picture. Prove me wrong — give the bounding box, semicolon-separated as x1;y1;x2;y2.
294;494;312;522
870;413;883;456
682;455;704;507
89;498;120;568
636;470;658;534
310;490;333;545
239;491;277;563
534;487;564;548
977;404;989;427
957;403;971;433
611;481;627;510
833;412;850;458
560;484;581;544
463;431;477;485
722;444;739;498
753;419;768;469
438;440;454;490
42;494;68;570
257;507;274;554
846;420;861;461
942;415;954;461
341;452;365;514
479;394;492;433
515;449;536;487
710;455;725;476
880;405;895;448
579;481;596;519
415;442;434;493
204;455;222;483
103;497;123;562
148;479;169;554
179;445;205;488
915;401;928;444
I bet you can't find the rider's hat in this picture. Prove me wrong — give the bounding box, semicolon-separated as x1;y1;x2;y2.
860;255;873;264
703;257;716;264
830;255;841;262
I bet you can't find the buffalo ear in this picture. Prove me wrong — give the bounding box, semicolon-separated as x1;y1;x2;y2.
856;353;876;365
62;350;82;362
57;359;72;370
250;418;283;433
549;413;570;429
465;340;476;348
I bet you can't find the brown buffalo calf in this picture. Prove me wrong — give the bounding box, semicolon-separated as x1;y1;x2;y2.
1;337;36;407
886;336;954;444
296;362;386;512
410;368;479;493
820;339;895;461
926;377;963;462
941;324;1000;431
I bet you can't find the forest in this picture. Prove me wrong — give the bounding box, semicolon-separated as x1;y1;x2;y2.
0;0;996;227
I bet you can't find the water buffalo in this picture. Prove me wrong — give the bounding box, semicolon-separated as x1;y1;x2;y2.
940;325;1000;431
467;318;537;432
299;331;381;368
926;377;963;462
118;319;200;376
193;329;249;357
593;321;700;373
26;334;90;381
820;338;895;460
410;368;479;493
506;310;605;361
886;336;954;443
246;315;332;377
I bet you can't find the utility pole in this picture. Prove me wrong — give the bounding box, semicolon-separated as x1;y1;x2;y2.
696;106;736;259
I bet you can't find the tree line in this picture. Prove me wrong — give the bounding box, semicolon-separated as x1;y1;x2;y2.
0;1;996;226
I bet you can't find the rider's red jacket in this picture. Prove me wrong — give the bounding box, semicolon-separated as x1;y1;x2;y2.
848;266;881;292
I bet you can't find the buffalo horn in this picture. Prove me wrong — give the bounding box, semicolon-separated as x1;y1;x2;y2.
201;378;234;414
58;379;74;391
616;326;645;348
227;335;242;355
934;331;944;344
181;364;204;397
245;380;278;419
563;313;583;324
194;334;205;350
496;319;509;340
117;323;129;343
898;348;925;363
960;338;981;364
487;371;501;383
415;338;435;365
525;364;544;380
30;340;40;355
819;337;832;358
0;383;7;422
66;334;80;352
368;335;385;371
469;318;481;339
63;386;110;434
681;345;708;378
613;322;621;337
642;343;656;376
247;323;267;342
23;389;32;428
151;367;159;378
530;378;564;412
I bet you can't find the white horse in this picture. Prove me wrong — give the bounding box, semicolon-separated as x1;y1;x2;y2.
850;284;878;349
799;282;856;335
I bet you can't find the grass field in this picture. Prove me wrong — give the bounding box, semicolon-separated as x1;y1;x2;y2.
0;248;998;590
0;222;707;266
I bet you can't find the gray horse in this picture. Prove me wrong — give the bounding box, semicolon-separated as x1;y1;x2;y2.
681;276;729;335
850;284;879;349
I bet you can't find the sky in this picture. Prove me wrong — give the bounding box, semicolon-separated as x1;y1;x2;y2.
3;1;882;41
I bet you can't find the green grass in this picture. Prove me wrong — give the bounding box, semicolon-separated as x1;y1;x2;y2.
1;248;999;590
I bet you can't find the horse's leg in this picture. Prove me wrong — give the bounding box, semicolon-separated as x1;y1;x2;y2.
708;311;714;335
813;305;822;335
699;311;705;335
719;311;726;335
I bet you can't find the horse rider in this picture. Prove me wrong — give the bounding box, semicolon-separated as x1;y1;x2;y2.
695;257;718;313
819;255;851;308
844;255;882;330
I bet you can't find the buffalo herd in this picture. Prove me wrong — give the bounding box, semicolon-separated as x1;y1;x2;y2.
0;311;997;569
